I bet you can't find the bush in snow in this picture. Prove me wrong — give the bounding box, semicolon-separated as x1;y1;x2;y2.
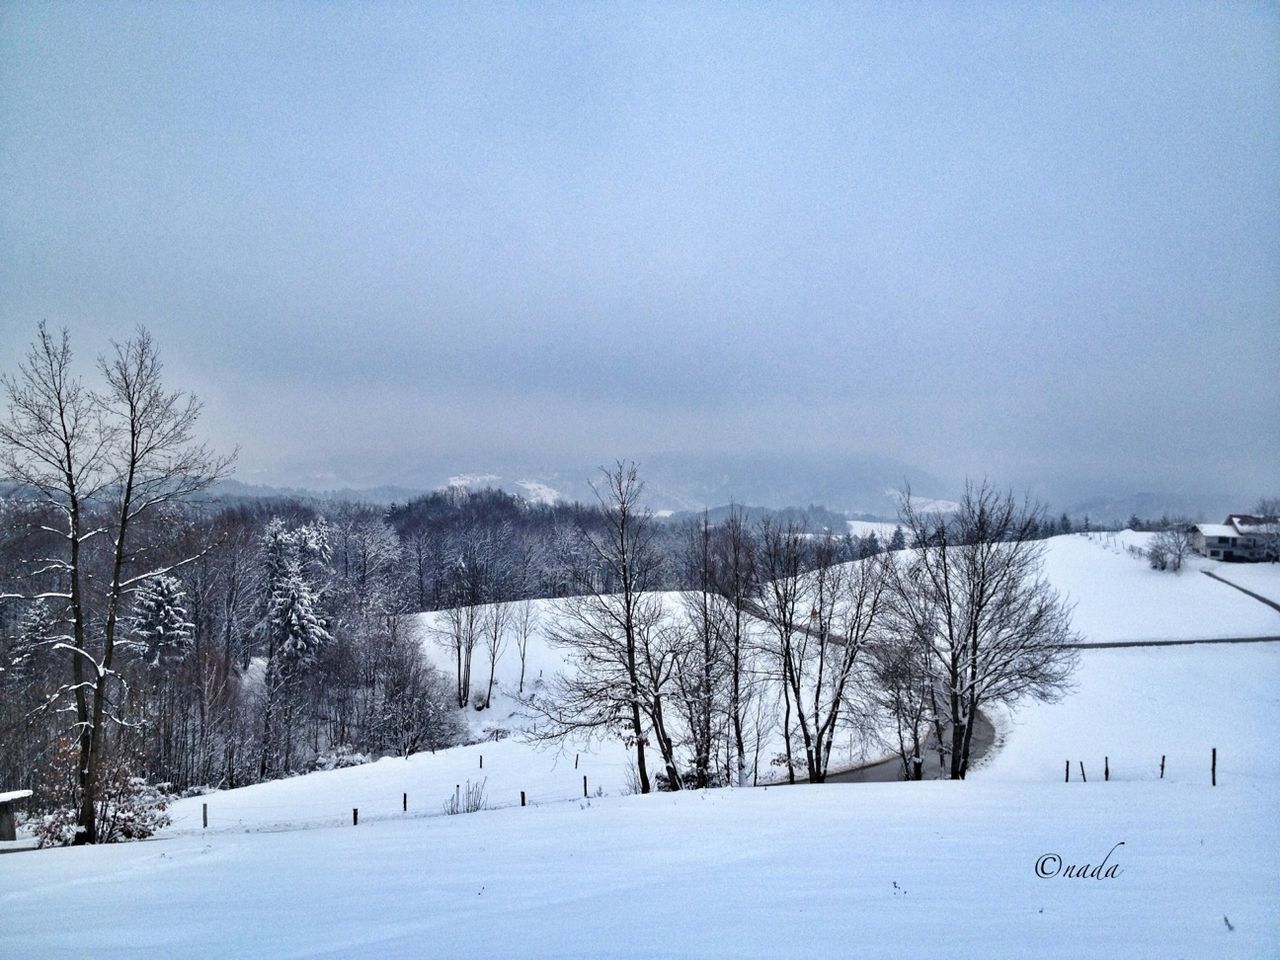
442;778;487;815
307;746;373;772
1149;526;1194;572
32;738;171;847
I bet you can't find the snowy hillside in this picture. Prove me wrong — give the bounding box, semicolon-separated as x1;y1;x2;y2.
1047;532;1280;642
979;643;1280;785
6;531;1280;958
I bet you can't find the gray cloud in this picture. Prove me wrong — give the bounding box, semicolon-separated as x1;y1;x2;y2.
2;3;1276;498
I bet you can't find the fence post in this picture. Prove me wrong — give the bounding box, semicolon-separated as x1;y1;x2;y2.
1212;748;1216;786
202;802;208;829
1160;755;1165;779
520;791;526;807
1065;760;1069;783
1079;761;1086;783
1104;756;1110;782
353;808;359;826
583;775;588;798
403;792;407;812
575;753;579;770
480;754;483;769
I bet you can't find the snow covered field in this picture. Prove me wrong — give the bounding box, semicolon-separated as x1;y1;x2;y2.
1044;532;1280;642
980;643;1280;785
4;533;1278;958
5;780;1274;958
1203;560;1280;606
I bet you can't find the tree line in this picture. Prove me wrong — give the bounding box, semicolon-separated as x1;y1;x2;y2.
526;465;1080;791
1;324;1082;843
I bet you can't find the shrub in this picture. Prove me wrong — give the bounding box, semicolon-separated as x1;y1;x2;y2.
32;770;171;847
307;745;372;772
442;778;487;815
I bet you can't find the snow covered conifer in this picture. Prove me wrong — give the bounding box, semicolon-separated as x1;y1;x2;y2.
125;575;195;670
268;562;331;679
4;597;58;684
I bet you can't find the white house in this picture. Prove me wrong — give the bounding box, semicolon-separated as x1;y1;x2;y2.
1192;514;1279;562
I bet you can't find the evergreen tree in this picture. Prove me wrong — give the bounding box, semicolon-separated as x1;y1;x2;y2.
267;562;330;680
1059;512;1073;534
889;525;907;551
860;532;881;557
4;598;57;684
125;576;195;670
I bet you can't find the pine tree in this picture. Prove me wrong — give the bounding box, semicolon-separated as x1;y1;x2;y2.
125;576;195;670
4;598;58;684
889;525;907;551
860;532;881;557
268;562;330;681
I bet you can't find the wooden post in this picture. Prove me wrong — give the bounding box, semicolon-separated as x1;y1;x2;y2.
1212;747;1216;786
480;754;483;769
1079;761;1086;783
583;775;588;798
202;803;208;829
575;753;579;769
1065;760;1070;782
520;791;526;807
353;808;359;826
402;792;407;812
455;784;460;810
1104;756;1110;781
1160;755;1165;779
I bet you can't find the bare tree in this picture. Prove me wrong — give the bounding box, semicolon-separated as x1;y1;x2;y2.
479;601;511;709
893;482;1079;780
1148;523;1195;572
710;506;758;787
673;514;730;788
513;598;538;694
526;462;674;794
754;518;807;783
1252;497;1279;561
870;618;934;780
0;325;231;842
756;526;889;783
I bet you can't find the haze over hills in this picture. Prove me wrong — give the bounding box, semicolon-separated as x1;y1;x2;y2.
213;451;1251;524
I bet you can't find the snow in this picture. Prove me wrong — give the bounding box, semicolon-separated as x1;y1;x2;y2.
978;643;1280;785
514;479;562;504
884;489;960;513
443;473;500;489
0;788;33;804
1202;561;1280;606
1044;532;1280;642
6;533;1279;957
846;519;900;539
4;782;1275;958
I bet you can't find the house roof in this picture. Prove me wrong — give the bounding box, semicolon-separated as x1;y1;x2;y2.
1226;514;1279;531
1195;524;1237;538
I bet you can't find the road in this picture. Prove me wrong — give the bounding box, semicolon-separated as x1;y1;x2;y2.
822;709;997;783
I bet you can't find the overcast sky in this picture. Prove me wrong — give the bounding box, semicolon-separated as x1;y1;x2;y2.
2;3;1276;497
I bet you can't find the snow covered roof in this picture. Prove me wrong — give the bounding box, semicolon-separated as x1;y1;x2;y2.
0;789;33;804
1195;524;1237;538
1226;514;1279;532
